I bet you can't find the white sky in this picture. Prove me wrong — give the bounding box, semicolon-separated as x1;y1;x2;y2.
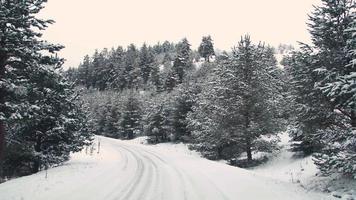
38;0;321;68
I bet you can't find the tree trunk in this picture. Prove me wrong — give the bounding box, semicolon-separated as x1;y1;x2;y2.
32;136;42;173
127;130;133;139
217;146;223;159
0;123;4;179
244;109;252;162
0;51;7;166
351;109;356;128
246;141;252;162
32;159;40;174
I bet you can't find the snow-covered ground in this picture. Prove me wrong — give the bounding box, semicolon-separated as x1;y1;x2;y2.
252;132;317;185
251;132;356;200
0;136;336;200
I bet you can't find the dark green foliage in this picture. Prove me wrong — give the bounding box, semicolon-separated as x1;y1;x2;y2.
172;38;193;84
283;49;334;155
139;43;155;85
145;104;166;143
285;0;356;178
171;83;197;141
121;94;142;139
72;42;177;92
188;36;283;162
0;0;93;178
198;36;215;62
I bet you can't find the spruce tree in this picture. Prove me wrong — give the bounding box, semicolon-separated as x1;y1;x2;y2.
139;43;155;85
286;0;356;177
124;44;141;90
172;38;192;84
198;35;215;62
283;48;334;154
189;36;282;162
0;0;93;176
0;0;63;170
121;94;142;139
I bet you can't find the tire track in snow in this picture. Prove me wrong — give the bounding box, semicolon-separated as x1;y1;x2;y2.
100;144;143;200
115;144;160;200
115;146;145;200
137;147;192;200
139;146;229;200
114;143;187;200
109;141;228;200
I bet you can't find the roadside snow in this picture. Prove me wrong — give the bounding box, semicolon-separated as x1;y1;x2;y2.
252;132;318;185
251;132;356;200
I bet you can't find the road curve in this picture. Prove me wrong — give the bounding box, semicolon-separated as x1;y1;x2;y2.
0;136;334;200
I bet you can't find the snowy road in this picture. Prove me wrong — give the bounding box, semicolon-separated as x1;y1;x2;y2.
0;136;334;200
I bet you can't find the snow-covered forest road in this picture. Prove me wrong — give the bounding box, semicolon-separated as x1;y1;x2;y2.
0;136;334;200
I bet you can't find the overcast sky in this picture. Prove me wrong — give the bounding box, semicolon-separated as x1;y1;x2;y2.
38;0;321;68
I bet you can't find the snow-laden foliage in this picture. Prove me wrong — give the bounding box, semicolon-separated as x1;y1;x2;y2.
188;36;284;161
285;0;356;178
0;0;93;178
198;35;215;62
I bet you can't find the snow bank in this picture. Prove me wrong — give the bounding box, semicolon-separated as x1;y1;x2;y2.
251;132;356;199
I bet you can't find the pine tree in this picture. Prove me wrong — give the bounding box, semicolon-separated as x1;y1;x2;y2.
189;36;282;162
104;98;121;138
7;68;93;173
109;46;126;91
0;0;93;176
121;94;142;139
139;43;155;85
145;103;165;142
164;68;178;92
150;63;162;92
198;35;215;62
283;47;334;154
0;0;63;172
77;55;92;88
311;0;356;177
171;83;198;141
172;38;192;84
286;0;356;177
124;44;141;90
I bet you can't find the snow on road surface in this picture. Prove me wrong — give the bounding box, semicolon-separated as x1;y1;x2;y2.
0;136;334;200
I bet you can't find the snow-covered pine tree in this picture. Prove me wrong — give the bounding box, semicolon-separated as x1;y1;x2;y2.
189;36;282;162
121;93;142;139
0;0;62;175
198;35;215;62
170;82;199;142
311;1;356;177
285;0;356;177
164;67;178;92
283;48;335;155
150;63;163;92
145;102;165;143
103;98;121;138
123;44;140;90
0;0;93;176
7;67;93;173
172;38;193;84
77;55;92;88
106;46;125;90
139;43;155;85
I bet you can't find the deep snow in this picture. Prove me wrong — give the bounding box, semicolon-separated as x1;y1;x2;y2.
0;136;336;200
251;132;356;200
